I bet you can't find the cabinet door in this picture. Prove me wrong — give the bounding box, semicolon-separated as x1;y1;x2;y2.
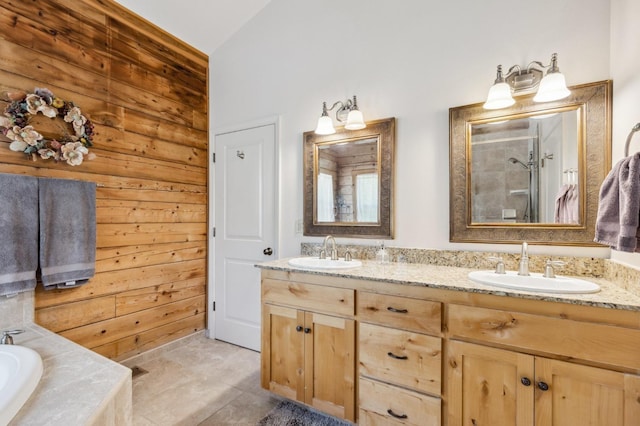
261;304;305;401
447;341;534;426
304;311;356;422
535;358;640;426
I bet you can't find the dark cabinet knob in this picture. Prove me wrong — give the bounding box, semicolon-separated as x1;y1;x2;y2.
521;377;531;386
296;325;303;332
387;409;408;419
304;328;311;334
263;247;273;256
537;381;549;391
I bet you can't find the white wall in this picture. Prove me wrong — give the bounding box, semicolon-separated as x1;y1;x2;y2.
610;0;640;269
211;0;612;259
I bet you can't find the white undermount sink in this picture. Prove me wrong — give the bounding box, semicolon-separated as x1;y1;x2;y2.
468;270;600;294
288;257;362;270
0;344;43;425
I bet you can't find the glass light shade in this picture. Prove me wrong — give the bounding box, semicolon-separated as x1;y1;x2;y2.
483;82;515;110
314;115;336;135
345;110;366;130
533;72;571;102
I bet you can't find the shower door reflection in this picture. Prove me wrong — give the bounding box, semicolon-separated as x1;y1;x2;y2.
470;109;579;224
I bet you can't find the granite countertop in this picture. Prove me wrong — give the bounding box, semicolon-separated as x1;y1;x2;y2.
257;258;640;312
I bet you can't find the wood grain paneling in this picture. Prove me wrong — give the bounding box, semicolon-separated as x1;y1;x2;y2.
35;296;116;333
115;279;205;316
96;200;207;224
0;0;208;358
60;295;206;348
96;242;205;272
35;259;206;308
92;313;206;361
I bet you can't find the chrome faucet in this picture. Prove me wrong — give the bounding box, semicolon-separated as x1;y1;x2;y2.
1;329;24;345
518;242;530;276
543;259;565;278
320;235;338;260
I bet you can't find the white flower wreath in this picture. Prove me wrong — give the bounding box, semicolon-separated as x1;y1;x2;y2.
1;88;95;166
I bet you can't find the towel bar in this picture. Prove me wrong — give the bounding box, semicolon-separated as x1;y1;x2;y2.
623;122;640;156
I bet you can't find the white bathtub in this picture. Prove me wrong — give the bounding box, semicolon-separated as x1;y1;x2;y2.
0;344;43;426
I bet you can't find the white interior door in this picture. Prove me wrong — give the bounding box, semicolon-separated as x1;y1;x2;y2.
214;124;276;351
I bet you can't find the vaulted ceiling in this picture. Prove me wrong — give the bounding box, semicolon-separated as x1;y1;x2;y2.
113;0;271;54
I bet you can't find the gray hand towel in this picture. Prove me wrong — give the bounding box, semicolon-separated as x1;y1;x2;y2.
617;153;640;251
39;178;96;290
0;173;39;296
594;154;640;252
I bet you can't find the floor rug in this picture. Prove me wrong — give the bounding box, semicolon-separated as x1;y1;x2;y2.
257;400;352;426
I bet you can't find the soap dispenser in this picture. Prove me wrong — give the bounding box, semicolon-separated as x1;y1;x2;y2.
375;241;390;264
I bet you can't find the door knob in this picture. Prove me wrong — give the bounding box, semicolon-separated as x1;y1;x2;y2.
263;247;273;256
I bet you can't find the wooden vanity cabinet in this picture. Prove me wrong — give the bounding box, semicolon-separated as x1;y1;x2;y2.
446;305;640;426
358;292;443;425
260;269;640;426
261;278;356;422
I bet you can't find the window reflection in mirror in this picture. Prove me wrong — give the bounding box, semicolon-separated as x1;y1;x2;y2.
470;108;580;225
315;137;379;224
303;117;394;238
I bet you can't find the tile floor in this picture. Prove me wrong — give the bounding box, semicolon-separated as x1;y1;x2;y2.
122;331;281;425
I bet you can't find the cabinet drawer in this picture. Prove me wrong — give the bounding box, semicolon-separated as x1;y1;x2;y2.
359;377;441;426
448;304;640;371
359;323;441;395
357;291;441;335
262;279;354;317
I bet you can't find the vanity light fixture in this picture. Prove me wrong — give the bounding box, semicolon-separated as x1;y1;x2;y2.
483;53;571;110
314;95;366;135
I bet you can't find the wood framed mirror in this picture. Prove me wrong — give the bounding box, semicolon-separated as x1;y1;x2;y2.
449;80;611;245
303;117;395;238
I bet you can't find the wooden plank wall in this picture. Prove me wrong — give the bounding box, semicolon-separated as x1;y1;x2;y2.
0;0;208;360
